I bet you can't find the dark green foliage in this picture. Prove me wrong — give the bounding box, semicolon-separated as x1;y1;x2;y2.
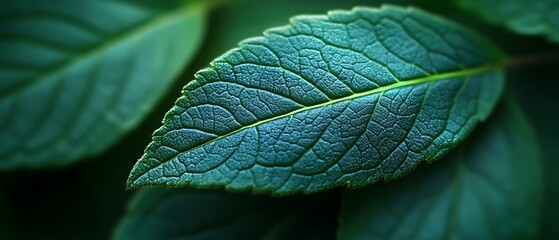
114;188;339;240
456;0;559;42
508;62;559;238
0;0;557;239
0;0;207;169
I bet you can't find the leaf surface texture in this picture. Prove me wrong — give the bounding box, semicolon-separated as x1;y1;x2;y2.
128;6;504;194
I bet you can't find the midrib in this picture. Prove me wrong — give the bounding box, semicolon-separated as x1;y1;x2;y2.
168;64;500;160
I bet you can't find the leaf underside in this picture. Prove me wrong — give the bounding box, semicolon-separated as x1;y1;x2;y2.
127;5;504;195
338;101;543;240
0;0;206;169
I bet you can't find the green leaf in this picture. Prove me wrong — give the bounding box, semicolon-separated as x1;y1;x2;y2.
127;5;504;194
113;188;338;240
0;0;208;169
338;100;543;240
455;0;559;42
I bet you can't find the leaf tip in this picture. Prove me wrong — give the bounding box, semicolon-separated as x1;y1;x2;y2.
125;173;141;191
125;183;138;191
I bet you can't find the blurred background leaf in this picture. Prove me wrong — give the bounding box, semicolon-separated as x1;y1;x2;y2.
113;188;340;240
0;116;153;239
454;0;559;42
509;61;559;238
338;100;543;239
198;0;414;63
0;0;208;169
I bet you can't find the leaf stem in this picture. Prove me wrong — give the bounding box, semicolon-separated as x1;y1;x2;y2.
503;50;559;69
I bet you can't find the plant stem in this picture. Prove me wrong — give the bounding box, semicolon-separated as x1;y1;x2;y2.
503;50;559;69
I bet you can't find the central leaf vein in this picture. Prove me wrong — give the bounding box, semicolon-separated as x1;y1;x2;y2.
160;64;498;163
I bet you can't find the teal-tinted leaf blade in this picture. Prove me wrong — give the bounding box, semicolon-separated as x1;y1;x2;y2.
127;5;504;194
113;188;338;240
455;0;559;42
0;0;208;169
338;100;543;239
